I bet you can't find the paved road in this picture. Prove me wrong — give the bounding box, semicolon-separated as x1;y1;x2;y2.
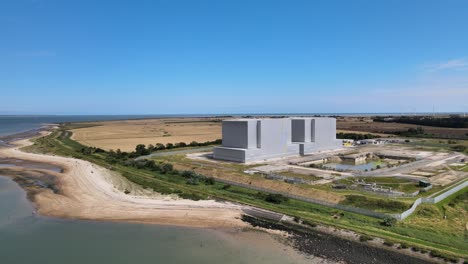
361;153;463;177
135;147;214;160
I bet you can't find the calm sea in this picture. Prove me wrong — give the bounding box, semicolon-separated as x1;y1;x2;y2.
0;115;205;136
0;176;317;264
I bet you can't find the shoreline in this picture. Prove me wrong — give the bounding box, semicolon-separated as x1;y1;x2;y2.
0;129;451;263
0;132;247;229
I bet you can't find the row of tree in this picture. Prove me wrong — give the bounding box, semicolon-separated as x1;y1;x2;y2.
373;115;468;128
336;132;380;140
106;139;222;159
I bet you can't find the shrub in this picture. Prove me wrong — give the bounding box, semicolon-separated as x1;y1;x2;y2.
205;177;215;185
398;243;408;249
451;145;466;152
359;235;373;242
265;193;289;204
429;250;458;262
342;195;408;212
179;193;203;201
383;239;395;247
302;220;317;227
181;170;197;178
186;177;200;185
160;163;174;174
222;184;231;190
381;216;397;227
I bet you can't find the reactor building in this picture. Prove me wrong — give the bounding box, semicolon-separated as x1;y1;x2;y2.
213;117;342;163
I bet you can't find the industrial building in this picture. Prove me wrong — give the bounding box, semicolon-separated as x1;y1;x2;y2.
213;117;342;162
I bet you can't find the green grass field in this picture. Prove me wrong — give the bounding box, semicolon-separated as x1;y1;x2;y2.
22;128;468;259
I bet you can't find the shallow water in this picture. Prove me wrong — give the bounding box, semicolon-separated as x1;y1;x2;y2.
324;161;386;171
0;115;177;136
0;176;322;264
0;159;63;173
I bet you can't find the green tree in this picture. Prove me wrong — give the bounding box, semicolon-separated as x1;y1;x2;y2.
161;163;174;174
135;144;147;155
155;143;165;150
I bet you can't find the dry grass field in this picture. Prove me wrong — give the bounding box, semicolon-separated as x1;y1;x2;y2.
71;118;222;151
336;116;468;138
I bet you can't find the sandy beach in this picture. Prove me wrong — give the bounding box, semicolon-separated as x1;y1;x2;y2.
0;134;246;228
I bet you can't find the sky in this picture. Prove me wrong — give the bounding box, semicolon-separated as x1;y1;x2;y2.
1;0;468;115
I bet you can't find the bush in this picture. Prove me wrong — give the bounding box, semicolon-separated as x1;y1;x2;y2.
222;184;231;190
429;250;458;262
205;177;215;185
186;177;200;185
359;235;373;242
179;193;203;201
181;170;197;178
342;195;408;212
265;193;289;204
451;145;466;152
383;239;395;247
160;163;173;174
302;220;317;227
398;243;408;249
381;216;397;227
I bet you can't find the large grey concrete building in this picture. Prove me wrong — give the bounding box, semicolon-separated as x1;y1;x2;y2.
213;117;342;162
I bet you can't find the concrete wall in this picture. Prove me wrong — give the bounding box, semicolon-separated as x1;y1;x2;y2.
258;119;292;154
213;117;341;163
220;120;258;149
220;121;248;149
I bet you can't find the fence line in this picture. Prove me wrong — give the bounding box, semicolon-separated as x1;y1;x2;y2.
214;178;388;219
393;180;468;220
213;176;467;221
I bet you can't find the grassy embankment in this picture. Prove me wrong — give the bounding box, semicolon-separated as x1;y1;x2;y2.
23;128;468;260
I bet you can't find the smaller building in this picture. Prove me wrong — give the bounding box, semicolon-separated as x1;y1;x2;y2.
342;139;354;147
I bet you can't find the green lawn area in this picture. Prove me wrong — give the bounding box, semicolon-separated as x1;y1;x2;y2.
23;128;468;259
399;188;468;253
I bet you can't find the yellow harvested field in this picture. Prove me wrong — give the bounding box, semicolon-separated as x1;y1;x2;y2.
71;118;222;152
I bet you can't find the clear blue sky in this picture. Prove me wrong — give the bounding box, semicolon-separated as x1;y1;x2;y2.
1;0;467;115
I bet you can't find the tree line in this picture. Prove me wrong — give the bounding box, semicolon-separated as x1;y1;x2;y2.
336;132;380;140
104;139;222;159
373;115;468;128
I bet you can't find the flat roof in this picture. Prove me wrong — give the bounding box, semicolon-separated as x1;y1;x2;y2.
224;117;335;122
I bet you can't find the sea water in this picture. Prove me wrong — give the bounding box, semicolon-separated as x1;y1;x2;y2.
0;176;317;264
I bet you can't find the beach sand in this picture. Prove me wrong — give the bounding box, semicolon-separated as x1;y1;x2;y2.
0;134;246;228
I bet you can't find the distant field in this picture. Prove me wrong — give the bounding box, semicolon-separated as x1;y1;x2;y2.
70;116;468;152
71;118;222;152
337;117;468;139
